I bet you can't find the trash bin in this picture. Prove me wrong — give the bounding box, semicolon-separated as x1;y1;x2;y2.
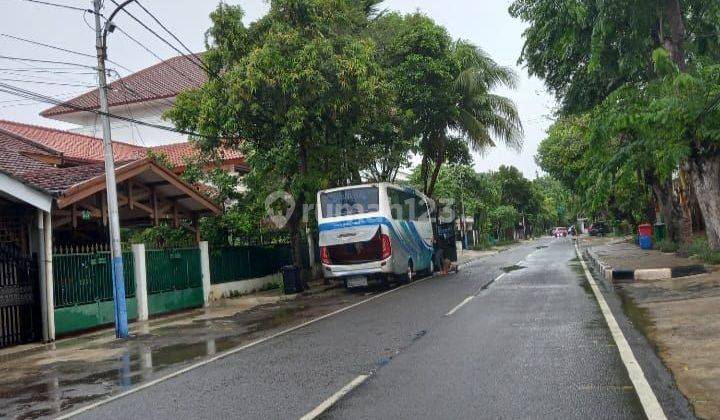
282;265;303;294
654;223;667;243
638;223;653;237
638;223;653;250
639;235;653;250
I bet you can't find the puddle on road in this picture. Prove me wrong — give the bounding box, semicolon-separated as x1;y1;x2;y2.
617;290;654;340
501;265;525;273
0;289;363;419
536;245;548;250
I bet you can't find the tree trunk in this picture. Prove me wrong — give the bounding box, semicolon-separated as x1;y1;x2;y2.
649;176;683;243
289;139;309;268
664;0;686;70
688;155;720;249
426;133;447;198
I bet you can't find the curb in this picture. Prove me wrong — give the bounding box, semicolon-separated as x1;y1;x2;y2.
582;248;706;284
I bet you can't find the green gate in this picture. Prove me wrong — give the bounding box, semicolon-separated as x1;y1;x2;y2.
53;250;137;335
145;247;203;315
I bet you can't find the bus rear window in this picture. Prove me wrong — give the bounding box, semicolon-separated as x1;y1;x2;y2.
320;187;379;218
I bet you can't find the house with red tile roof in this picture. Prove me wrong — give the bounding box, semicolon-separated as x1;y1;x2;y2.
40;54;206;146
0;125;222;346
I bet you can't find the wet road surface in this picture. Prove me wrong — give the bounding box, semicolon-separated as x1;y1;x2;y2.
2;239;693;418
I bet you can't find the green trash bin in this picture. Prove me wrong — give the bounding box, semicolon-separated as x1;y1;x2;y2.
654;223;667;243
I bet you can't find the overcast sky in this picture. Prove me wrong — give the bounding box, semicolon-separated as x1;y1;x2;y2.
0;0;555;177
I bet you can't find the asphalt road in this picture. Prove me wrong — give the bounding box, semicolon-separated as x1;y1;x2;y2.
73;238;692;419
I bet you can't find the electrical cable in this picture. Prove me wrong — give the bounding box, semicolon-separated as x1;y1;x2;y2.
0;82;231;140
17;0;94;13
0;55;97;68
108;0;208;74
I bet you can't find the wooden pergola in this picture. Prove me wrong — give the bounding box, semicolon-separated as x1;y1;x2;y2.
51;158;220;244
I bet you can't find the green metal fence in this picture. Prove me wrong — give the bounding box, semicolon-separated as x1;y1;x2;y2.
210;245;294;284
145;247;202;293
53;251;135;308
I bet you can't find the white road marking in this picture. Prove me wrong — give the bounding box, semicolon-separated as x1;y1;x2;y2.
445;296;474;316
575;244;667;420
299;374;370;420
56;276;435;419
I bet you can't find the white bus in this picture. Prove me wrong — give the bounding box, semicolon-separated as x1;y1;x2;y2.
317;183;434;288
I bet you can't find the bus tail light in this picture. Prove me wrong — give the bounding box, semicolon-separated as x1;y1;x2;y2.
381;233;392;260
320;246;330;265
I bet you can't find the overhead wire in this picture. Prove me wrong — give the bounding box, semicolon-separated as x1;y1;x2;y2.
133;0;207;71
108;0;208;74
0;32;136;75
17;0;94;13
0;55;97;68
0;77;97;87
0;81;230;140
110;25;202;88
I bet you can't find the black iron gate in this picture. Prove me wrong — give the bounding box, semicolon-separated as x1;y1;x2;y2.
0;245;40;347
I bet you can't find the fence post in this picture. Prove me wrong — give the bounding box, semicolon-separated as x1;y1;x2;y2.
199;241;211;307
132;243;148;321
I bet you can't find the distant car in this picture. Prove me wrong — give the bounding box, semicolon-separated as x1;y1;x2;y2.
589;222;610;236
554;227;568;237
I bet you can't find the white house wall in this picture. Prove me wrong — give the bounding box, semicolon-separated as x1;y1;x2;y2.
48;99;187;146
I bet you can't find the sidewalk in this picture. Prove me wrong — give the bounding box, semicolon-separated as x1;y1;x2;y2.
582;235;720;419
581;236;706;281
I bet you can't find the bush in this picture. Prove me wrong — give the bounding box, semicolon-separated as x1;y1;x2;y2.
654;239;679;253
679;237;720;265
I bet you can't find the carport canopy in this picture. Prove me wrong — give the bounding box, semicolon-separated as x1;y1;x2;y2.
49;158;220;232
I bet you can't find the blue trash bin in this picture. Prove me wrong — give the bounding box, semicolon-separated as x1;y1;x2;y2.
639;235;652;250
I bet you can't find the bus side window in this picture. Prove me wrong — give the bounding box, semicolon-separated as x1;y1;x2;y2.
401;190;414;221
389;189;402;220
417;200;430;222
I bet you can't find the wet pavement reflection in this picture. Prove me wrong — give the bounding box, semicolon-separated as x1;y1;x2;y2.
0;286;367;419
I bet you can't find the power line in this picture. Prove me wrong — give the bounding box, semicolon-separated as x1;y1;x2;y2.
0;55;97;69
0;77;97;87
0;67;96;74
0;82;230;140
0;33;96;59
133;1;206;71
108;0;208;74
17;0;94;13
0;70;97;85
111;25;203;88
0;33;135;75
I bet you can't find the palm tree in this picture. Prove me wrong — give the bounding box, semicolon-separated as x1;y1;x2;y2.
421;41;523;197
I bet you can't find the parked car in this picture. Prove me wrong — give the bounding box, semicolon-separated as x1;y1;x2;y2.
589;222;610;236
554;227;568;237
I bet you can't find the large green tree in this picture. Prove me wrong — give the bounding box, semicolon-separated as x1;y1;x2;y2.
168;0;391;265
374;12;523;198
512;0;720;247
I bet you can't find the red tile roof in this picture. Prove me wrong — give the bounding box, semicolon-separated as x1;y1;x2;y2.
0;120;246;178
0;130;107;194
151;142;246;171
40;54;206;118
0;120;145;163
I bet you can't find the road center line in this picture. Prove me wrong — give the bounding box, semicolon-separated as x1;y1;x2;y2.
445;296;474;316
56;275;434;419
575;244;667;420
299;374;370;420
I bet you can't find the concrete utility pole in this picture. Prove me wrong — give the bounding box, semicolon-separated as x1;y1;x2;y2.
93;0;128;338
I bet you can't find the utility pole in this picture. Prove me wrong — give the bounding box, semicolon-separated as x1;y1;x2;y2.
94;0;128;338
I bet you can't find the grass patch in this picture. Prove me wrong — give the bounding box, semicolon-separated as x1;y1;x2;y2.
654;238;679;253
679;237;720;265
